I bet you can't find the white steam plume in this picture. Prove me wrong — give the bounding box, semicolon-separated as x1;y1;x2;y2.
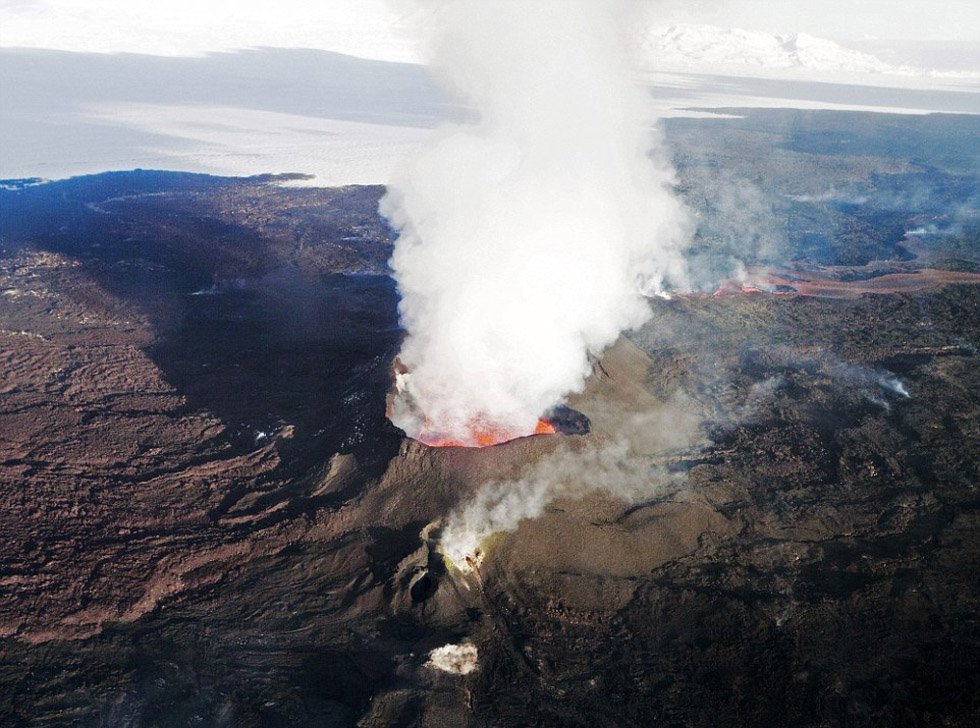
381;0;690;444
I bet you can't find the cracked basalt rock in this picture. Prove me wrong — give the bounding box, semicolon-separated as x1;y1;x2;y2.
0;170;978;727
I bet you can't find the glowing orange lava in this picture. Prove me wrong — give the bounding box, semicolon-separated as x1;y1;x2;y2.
418;418;556;448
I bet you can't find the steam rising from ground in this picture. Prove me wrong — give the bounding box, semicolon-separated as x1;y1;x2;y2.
440;399;704;570
426;642;479;675
438;355;916;570
382;0;690;444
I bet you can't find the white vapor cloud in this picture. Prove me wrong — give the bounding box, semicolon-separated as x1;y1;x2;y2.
426;642;479;674
382;0;691;445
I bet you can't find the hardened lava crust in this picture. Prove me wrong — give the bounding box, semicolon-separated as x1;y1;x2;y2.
3;108;980;728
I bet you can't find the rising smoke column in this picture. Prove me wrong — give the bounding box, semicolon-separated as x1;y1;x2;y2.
382;0;690;445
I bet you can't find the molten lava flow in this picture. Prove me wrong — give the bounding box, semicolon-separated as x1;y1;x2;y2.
534;419;558;435
418;418;556;448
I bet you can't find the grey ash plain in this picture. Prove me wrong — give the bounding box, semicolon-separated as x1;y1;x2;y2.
0;108;978;726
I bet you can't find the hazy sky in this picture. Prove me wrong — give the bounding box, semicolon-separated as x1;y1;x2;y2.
655;0;980;42
1;0;978;60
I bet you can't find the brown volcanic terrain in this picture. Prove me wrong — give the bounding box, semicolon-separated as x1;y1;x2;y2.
711;264;980;299
1;172;979;727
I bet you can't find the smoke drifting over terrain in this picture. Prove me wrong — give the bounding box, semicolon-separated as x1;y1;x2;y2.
682;169;787;289
382;0;690;444
440;397;705;570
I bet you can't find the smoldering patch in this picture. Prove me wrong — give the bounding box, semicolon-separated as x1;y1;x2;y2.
425;643;478;675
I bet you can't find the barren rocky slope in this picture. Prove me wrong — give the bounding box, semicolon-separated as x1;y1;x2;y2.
1;171;978;727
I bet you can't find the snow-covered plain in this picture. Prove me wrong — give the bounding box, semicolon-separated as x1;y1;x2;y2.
2;2;978;185
0;47;450;185
0;0;418;62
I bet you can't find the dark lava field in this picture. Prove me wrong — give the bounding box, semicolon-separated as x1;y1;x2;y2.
1;109;979;726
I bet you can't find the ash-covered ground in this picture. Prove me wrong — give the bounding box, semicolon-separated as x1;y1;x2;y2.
1;109;978;726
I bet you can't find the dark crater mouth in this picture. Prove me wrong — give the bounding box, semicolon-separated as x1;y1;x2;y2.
545;405;591;436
